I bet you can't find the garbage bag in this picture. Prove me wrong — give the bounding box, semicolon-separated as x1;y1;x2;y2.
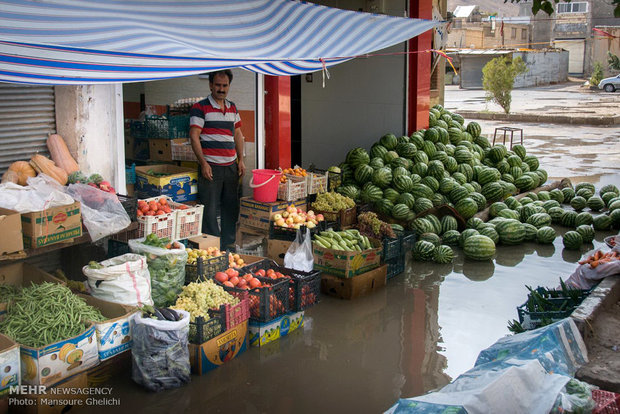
128;238;188;307
131;310;191;392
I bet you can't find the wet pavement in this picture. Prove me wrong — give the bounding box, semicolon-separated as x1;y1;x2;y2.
88;97;620;413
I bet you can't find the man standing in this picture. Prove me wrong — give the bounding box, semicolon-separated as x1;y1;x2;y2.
189;70;245;250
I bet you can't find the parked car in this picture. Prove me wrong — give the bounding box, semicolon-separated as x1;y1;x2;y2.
598;74;620;92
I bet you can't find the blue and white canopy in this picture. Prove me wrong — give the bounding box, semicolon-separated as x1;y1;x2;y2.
0;0;438;85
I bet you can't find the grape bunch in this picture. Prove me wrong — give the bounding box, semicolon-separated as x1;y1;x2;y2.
357;212;396;240
312;191;355;212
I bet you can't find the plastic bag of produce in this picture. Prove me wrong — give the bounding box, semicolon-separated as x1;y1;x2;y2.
82;253;153;306
66;183;130;242
284;227;314;272
129;237;188;307
565;247;620;289
549;378;596;414
131;309;191;392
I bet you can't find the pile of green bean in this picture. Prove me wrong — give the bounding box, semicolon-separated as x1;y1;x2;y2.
0;282;106;348
0;285;19;302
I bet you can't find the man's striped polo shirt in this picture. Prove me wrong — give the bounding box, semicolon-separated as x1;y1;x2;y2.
189;95;242;166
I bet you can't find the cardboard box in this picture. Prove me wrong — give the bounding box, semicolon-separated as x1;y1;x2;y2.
0;208;24;256
0;263;65;315
135;164;198;203
313;239;382;278
248;311;304;347
239;197;306;231
188;321;248;375
188;234;220;250
9;371;88;414
20;324;99;386
320;264;387;300
0;334;20;397
20;202;82;249
149;138;190;162
125;136;149;160
79;295;137;361
267;239;292;266
235;225;268;256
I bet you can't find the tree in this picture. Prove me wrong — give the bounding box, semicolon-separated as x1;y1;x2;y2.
482;56;528;114
504;0;620;18
608;52;620;71
590;62;604;87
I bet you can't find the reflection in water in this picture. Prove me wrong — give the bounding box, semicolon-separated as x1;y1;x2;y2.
535;243;556;258
462;260;495;281
562;248;584;263
494;247;527;267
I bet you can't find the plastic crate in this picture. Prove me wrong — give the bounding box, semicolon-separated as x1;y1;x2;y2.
241;258;321;311
130;120;147;139
126;163;136;185
185;254;229;285
117;194;137;222
171;202;204;240
386;255;405;280
534;286;593;301
516;299;579;330
217;275;289;323
268;220;325;242
171;139;196;161
306;171;328;195
189;314;224;344
141;114;190;139
113;196;177;242
593;389;620;414
382;236;402;261
400;231;417;251
107;239;129;258
212;293;250;331
313;206;357;230
308;167;342;192
278;175;307;201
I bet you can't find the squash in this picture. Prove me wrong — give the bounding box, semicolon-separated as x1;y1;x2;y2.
47;134;79;174
1;170;19;185
6;161;36;185
30;154;68;185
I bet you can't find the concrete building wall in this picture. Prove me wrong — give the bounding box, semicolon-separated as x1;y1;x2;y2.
514;50;569;87
447;23;530;49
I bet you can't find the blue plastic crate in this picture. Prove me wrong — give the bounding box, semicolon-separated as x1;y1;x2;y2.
382;236;402;261
386;256;405;280
126;163;136;185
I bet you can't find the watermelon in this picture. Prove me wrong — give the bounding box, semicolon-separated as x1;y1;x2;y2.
452;172;468;185
439;178;458;195
587;196;605;212
515;175;534;191
369;157;385;170
372;167;393;189
441;215;459;234
420;232;441;247
526;212;552;229
354;164;375;184
412;150;429;165
425;214;443;234
542;200;561;212
495;219;526;245
466;122;481;138
383;188;400;203
383;150;399;164
489;202;508;218
422;141;437;158
392;204;411;221
336;185;360;201
479;226;499;244
412;240;436;261
507;155;522;168
576;188;594;200
575;212;593;226
346;148;370;168
498;209;520;220
455;197;478;219
525;192;539;201
609;199;620;211
410;134;425;149
463;235;496;261
570;196;587;211
396;193;416;210
521;162;531;173
442;230;461;245
575;182;596;193
522;223;538;241
380;133;398;150
411;163;428;178
592;214;612;231
496;160;510;174
436;129;450;145
481;182;504;203
537;191;550;201
563;231;583;250
561;187;575;202
393;175;414;193
576;224;595;243
477;168;501;186
523;155;539;171
424;128;439;143
375;198;395;216
433;245;454;264
512;144;526;159
600;184;619;196
396;142;417;159
432;193;449;207
602;192;618;206
413;197;434;214
610;209;620;228
510;166;523;180
360;183;383;203
454;149;473;165
411;183;434;200
448;127;463;145
470;192;487;210
502;173;515;184
465;217;482;230
392;166;410;179
427;161;445;181
458;164;474;182
397;135;411;145
459;228;480;248
561;210;578;228
474;135;491;149
536;226;556;244
504;196;521;210
549;189;565;204
370;143;388;160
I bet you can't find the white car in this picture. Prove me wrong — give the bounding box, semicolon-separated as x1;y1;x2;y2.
598;74;620;92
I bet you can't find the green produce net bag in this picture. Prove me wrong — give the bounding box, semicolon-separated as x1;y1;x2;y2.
129;237;188;307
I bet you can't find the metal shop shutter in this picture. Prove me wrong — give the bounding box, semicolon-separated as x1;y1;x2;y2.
554;39;585;75
0;83;55;174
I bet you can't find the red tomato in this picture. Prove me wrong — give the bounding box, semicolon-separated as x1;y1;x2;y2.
146;211;155;216
225;268;239;278
242;274;253;282
229;276;239;286
155;210;165;215
255;269;266;277
237;278;247;288
137;210;144;217
215;272;228;283
159;197;168;205
249;278;261;289
223;281;234;288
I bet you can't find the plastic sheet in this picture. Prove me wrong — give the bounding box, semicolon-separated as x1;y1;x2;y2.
565;247;620;290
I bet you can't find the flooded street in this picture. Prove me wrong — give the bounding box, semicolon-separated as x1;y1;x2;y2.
90;120;620;413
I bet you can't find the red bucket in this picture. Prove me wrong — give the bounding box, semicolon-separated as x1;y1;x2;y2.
249;169;282;203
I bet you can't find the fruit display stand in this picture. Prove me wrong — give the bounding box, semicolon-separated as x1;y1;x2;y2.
239;196;307;231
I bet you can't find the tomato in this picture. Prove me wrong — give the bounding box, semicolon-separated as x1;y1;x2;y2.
255;269;266;277
159;197;168;205
215;272;228;283
164;206;172;214
223;281;234;288
242;274;253;282
237;278;247;288
225;268;239;278
249;278;261;289
229;276;239;286
137;210;144;217
155;210;165;215
146;211;155;216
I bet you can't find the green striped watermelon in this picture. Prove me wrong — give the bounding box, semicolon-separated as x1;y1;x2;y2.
354;164;374;184
610;209;620;228
396;142;417;159
459;228;480;248
587;196;605;212
455;197;478;219
536;226;556;244
575;182;596;193
452;172;468;185
346;148;370;168
563;231;583;250
375;198;395;216
561;187;575;202
370;143;388;160
561;210;578;228
575;212;593;226
424;214;443;234
396;193;416;210
576;188;594;200
495;219;526;245
383;188;400;203
463;235;496;261
380;133;398;150
393;175;414;193
441;215;459;234
523;155;539;171
542;200;561;212
433;245;454;264
442;229;461;245
360;183;383;203
522;223;538;241
489;202;508;218
512;144;526;159
570;196;587;211
498;209;520;220
420;232;441;247
593;214;612;231
470;192;487;210
413;240;436;261
549;188;565;204
466;217;484;230
466;122;481;138
413;197;434;214
504;196;521;210
526;212;552;229
479;226;500;244
600;184;619;196
392;203;411;221
481;182;504;203
369;157;385;170
576;224;595;243
372;167;393;188
336;184;360;201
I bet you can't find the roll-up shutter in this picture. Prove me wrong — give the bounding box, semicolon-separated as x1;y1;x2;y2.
0;83;55;174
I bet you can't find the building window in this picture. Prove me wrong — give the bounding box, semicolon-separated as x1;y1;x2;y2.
521;28;527;40
557;2;587;13
511;28;517;39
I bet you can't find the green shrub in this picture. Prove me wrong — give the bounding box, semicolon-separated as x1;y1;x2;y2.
482;56;528;114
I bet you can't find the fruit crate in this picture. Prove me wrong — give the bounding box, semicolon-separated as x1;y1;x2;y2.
219;276;290;323
400;231;417;251
171;138;196;161
313;206;357;230
516;298;580;330
211;292;250;331
533;286;593;302
278;175;307;202
107;239;129;258
170;202;203;240
268;220;326;242
117;193;137;222
382;235;402;261
140;114;190;139
308;167;342;192
592;389;620;414
386;255;405;280
305;171;328;195
185;254;229;285
189;313;224;344
241;258;321;311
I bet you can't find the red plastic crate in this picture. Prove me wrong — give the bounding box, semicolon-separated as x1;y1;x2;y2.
213;294;250;331
593;389;620;414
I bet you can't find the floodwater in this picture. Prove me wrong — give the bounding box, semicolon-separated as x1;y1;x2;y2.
88;121;620;414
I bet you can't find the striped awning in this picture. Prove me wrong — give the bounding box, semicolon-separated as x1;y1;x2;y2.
0;0;439;85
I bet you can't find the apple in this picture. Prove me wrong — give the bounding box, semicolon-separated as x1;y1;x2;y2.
293;223;301;229
273;213;282;221
286;217;294;225
307;221;316;229
316;214;324;221
282;211;289;218
297;208;303;214
275;218;285;226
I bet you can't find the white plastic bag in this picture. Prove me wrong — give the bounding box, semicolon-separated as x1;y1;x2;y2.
131;309;190;392
66;183;130;242
565;247;620;289
284;227;314;272
128;238;188;307
0;174;75;212
82;253;153;306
